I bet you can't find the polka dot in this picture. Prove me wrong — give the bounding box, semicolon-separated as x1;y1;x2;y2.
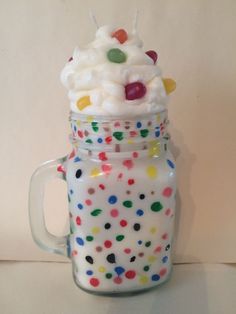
138;240;142;245
77;203;83;210
133;152;139;158
130;256;136;262
167;159;175;169
96;246;103;252
162;187;173;197
165;244;171;251
128;179;135;185
90;168;101;177
106;253;116;263
75;169;82;179
71;250;77;256
104;223;111;229
76;237;84;246
85;256;94;264
126;190;131;195
114;277;123;284
143;265;150;272
110;208;119;217
146;165;158;179
76;216;81;225
162;233;168;240
138;252;144;257
145;241;151;247
136;121;142;128
162;256;168;263
124;248;131;254
88;188;95;195
85;199;92;206
123;200;133;208
114;266;125;276
148;256;157;263
99;184;105;190
97;137;103;143
150;227;157;234
139;275;148;284
154;246;162;253
151;274;160;281
91;227;101;235
160;268;167;277
165;208;171;216
136;209;144;216
105;273;113;279
104;240;112;248
139;194;145;200
151;191;155;195
86;235;94;242
116;235;125;242
98;266;106;273
120;219;128;227
108;195;118;204
133;223;141;231
151;202;163;212
86;270;93;276
90;278;100;287
125;270;136;279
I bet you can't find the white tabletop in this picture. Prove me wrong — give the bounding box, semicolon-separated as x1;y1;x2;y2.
0;262;235;314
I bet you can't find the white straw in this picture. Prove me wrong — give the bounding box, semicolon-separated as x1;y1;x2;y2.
132;9;139;33
89;10;99;29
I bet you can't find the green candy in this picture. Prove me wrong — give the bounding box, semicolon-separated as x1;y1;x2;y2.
107;48;127;63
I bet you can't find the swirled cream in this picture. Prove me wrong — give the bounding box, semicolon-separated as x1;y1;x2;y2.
61;25;175;116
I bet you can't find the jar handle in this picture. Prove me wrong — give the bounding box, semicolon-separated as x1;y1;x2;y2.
29;157;69;257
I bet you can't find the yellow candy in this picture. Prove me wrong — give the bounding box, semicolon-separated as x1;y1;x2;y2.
76;96;91;111
146;165;158;179
148;140;160;157
162;78;176;95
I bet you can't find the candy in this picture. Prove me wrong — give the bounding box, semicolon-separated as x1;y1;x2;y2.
76;96;91;111
145;50;158;64
162;78;176;94
107;48;127;63
112;29;128;44
125;82;146;100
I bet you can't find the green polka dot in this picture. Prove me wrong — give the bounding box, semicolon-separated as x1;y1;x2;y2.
91;209;102;216
113;131;124;141
123;200;133;208
85;139;93;144
91;122;99;132
105;273;113;279
143;265;150;272
116;235;125;241
86;236;94;242
140;129;149;137
151;202;163;212
107;48;127;63
145;241;151;247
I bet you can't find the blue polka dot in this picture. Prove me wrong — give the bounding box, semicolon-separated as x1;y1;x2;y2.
70;189;74;195
73;125;77;132
138;240;142;245
114;266;125;276
155;130;160;137
136;209;144;216
162;256;168;263
151;274;160;281
136;121;142;128
86;270;93;276
77;203;83;210
76;237;84;246
108;195;118;204
74;157;81;162
167;159;175;169
97;138;103;143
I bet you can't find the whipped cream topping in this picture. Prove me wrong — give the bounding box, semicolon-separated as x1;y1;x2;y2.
61;25;169;116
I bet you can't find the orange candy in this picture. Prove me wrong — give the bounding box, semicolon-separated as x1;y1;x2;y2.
112;29;128;44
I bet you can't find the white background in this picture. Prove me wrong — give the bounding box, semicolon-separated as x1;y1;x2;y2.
0;0;235;263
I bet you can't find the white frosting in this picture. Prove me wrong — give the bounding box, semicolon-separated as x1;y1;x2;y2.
61;25;168;116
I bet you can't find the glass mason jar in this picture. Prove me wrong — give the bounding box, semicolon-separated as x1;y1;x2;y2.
29;110;176;295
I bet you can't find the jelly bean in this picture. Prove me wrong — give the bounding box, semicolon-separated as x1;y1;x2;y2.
76;96;91;111
112;29;128;44
145;50;158;64
162;78;176;94
107;48;127;63
125;82;146;100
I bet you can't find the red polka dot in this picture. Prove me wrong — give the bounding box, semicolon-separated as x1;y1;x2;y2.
98;152;108;161
76;216;81;225
138;252;144;257
117;173;123;179
133;152;138;158
104;240;112;248
85;199;92;206
72;250;77;256
159;268;167;277
154;246;162;253
120;219;128;227
128;179;135;185
99;184;105;190
124;248;131;254
165;208;171;216
162;187;173;197
130;130;138;137
90;278;100;287
101;164;112;174
110;209;119;217
123;159;134;170
105;136;112;144
96;246;103;252
125;270;136;279
114;276;123;284
77;130;84;138
162;233;168;240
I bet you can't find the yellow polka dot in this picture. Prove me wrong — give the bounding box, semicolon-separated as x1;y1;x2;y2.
162;78;176;95
90;168;101;178
86;115;94;122
76;120;81;127
127;139;134;144
146;165;158;179
91;227;100;234
98;266;106;273
150;227;157;234
156;113;161;123
148;141;160;157
139;275;149;284
76;96;91;111
148;255;157;263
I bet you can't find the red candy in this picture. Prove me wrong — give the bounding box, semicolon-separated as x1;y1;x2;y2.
112;29;128;44
125;82;146;100
145;50;158;64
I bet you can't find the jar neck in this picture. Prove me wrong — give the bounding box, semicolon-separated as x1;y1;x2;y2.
69;110;169;154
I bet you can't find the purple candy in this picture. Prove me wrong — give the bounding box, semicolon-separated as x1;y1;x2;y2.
145;50;158;64
125;82;147;100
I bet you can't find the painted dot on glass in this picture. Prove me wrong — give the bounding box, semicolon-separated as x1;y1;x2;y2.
162;256;168;263
104;240;112;248
123;200;133;208
106;253;116;264
85;199;92;206
162;233;168;240
96;246;103;252
104;223;111;230
143;265;150;272
116;235;125;242
139;194;145;200
128;178;135;185
106;273;113;279
97;137;103;143
126;190;131;195
115;266;125;276
165;244;171;251
86;235;94;242
138;252;144;257
162;187;173;197
108;195;118;204
160;268;167;277
76;237;84;246
114;276;123;284
125;270;136;279
85;256;94;264
99;184;105;190
86;270;93;276
77;203;83;210
133;223;141;231
120;219;127;227
136;121;142;128
136;209;144;216
151;274;160;281
151;201;163;212
76;216;81;225
145;241;152;247
90;278;100;287
130;256;136;262
75;169;82;179
167;159;175;169
124;248;131;254
110;208;119;217
138;240;142;245
88;188;95;195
